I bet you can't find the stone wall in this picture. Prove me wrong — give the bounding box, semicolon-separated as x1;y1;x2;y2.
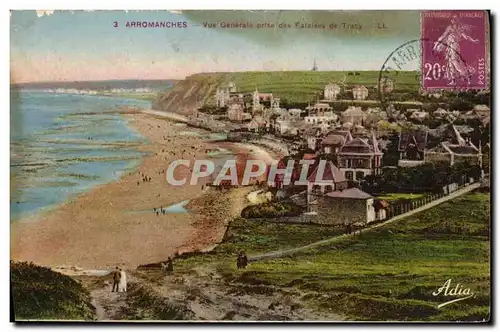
312;197;370;225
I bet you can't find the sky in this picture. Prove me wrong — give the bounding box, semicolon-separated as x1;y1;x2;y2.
10;10;421;83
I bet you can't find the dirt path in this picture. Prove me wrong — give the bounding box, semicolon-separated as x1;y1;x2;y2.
84;265;343;321
84;273;140;321
250;182;481;262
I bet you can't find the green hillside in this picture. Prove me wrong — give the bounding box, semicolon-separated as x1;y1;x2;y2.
11;261;97;321
176;192;491;322
152;71;420;113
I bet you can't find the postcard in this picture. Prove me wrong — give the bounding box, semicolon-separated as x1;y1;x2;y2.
10;10;491;322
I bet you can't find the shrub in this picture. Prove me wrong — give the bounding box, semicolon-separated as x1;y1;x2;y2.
10;261;96;321
241;202;303;218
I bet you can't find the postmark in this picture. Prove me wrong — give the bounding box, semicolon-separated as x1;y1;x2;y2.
377;39;421;111
421;10;488;89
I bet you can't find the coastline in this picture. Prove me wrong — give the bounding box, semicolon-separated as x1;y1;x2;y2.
10;109;275;270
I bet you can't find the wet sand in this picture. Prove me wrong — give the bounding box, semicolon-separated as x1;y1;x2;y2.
10;111;276;269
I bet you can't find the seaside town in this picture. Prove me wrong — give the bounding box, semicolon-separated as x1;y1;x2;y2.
169;66;490;230
10;67;491;322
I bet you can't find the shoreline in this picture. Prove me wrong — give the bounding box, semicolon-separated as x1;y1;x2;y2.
10;109;275;270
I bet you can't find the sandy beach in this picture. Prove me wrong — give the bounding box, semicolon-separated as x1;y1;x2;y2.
10;110;276;269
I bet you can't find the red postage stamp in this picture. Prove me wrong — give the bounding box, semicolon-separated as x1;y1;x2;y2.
421;10;488;89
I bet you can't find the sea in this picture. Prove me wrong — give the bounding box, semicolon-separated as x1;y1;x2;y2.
10;90;152;221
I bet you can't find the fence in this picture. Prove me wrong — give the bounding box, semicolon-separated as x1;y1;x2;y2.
383;177;477;220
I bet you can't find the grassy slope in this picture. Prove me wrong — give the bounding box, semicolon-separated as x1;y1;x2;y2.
11;262;97;321
153;71;419;112
178;192;490;322
191;71;419;103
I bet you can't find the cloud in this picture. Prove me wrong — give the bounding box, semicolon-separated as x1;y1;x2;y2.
36;10;54;18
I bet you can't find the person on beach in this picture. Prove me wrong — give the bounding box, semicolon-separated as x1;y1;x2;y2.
111;266;120;292
118;268;127;292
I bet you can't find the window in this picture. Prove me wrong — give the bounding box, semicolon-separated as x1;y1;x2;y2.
356;171;365;180
345;171;354;181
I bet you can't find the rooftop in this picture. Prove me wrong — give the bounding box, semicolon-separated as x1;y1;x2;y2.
325;187;372;199
398;131;428;152
339;137;379;154
342;106;365;116
307;161;346;183
322;134;346;146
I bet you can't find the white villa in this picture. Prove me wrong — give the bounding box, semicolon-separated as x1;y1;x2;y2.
352;85;369;100
324;83;341;101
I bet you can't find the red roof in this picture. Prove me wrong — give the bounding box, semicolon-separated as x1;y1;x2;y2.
307;161;346;183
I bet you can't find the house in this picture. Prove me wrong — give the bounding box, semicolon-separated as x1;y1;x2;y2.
398;131;428;167
216;86;230;108
303;127;322;150
227;104;244;121
252;89;275;112
352;85;369;100
310;187;377;225
226;93;245;108
424;124;482;167
322;133;347;154
306;102;333;114
429;123;473;142
425;143;482;167
433;108;449;118
324;83;341;101
341;106;366;125
379;77;394;93
304;111;337;125
307;161;349;204
275;119;293;135
337;132;383;181
247;116;266;132
321;129;353;155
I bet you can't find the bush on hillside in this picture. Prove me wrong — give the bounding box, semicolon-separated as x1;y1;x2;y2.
10;261;96;321
241;202;303;219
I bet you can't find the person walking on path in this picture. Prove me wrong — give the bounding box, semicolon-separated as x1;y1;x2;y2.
111;266;120;292
166;257;174;274
118;268;127;293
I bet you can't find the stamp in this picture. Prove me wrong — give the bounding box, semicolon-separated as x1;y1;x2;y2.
421;10;488;89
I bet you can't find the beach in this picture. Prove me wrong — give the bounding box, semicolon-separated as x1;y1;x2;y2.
10;110;276;269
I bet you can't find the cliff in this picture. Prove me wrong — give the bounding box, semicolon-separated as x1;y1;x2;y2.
152;71;419;115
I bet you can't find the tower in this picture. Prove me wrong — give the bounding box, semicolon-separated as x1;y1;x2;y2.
312;58;318;71
252;88;260;112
